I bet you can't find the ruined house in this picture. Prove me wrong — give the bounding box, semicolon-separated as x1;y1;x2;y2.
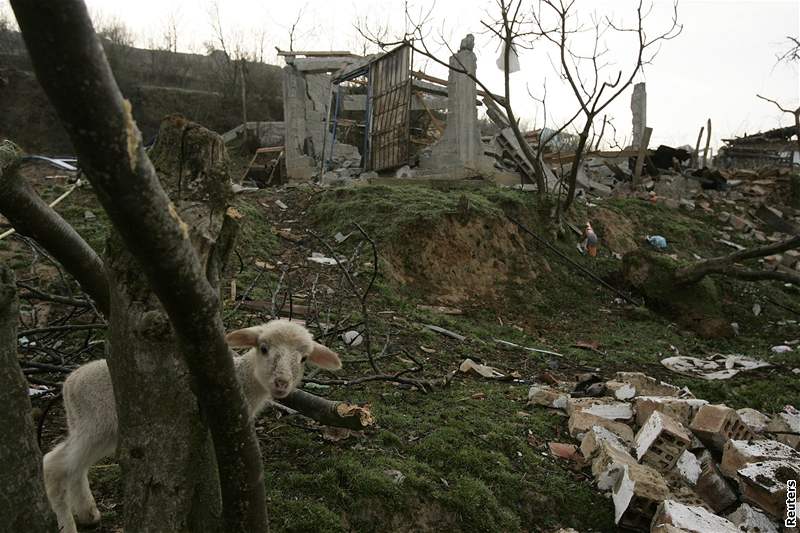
276;37;514;183
718;126;800;168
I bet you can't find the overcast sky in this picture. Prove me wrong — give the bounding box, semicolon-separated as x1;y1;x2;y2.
4;0;799;149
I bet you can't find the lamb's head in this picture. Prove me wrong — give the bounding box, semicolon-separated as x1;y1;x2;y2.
225;320;341;399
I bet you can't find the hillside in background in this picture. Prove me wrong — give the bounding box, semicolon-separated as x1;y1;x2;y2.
0;31;283;152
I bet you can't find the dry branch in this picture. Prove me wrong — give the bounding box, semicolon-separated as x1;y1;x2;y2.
675;236;800;285
276;389;376;430
0;166;109;314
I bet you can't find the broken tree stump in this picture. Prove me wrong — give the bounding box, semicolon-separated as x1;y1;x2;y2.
622;250;733;338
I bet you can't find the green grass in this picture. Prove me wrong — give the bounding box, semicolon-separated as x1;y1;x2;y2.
14;176;800;532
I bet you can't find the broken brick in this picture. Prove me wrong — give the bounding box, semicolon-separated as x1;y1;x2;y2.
634;396;708;427
720;439;800;479
567;397;634;421
737;460;800;519
634;411;691;472
527;385;568;410
689;404;756;452
650;500;739;533
736;407;771;434
765;407;800;450
726;503;780;533
581;425;626;460
568;411;635;443
695;450;738;513
605;380;636;400
611;462;670;530
591;440;638;491
614;372;682;397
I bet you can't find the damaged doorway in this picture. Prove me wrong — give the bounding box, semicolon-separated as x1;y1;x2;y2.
369;45;412;171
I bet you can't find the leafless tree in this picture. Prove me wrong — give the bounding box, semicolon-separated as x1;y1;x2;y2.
531;0;682;214
777;35;800;64
757;36;800;156
359;0;551;193
2;1;370;531
358;0;681;214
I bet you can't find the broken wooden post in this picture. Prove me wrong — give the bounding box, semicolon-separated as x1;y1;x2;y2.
633;126;653;186
693;125;704;167
703;118;712;167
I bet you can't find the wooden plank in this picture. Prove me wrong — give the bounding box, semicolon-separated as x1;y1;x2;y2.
277;49;357;57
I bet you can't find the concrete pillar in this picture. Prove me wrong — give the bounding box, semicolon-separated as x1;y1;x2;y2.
631;82;647;148
282;64;316;180
421;34;491;177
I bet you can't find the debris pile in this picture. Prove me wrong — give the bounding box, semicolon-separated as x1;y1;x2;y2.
528;371;800;532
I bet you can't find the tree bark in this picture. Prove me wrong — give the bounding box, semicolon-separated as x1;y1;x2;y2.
10;2;269;531
0;162;109;314
0;265;58;532
104;117;228;531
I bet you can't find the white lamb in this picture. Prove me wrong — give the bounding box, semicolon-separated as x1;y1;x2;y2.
43;319;341;533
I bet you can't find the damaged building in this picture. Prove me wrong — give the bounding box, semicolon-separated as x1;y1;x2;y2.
718;126;800;169
265;36;519;184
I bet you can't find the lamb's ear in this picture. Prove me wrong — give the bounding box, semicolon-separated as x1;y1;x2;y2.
225;327;261;348
308;342;342;370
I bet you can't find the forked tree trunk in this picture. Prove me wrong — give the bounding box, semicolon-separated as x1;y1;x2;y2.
0;265;58;532
104;116;232;531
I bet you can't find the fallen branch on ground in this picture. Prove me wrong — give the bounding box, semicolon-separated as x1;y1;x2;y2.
675;235;800;285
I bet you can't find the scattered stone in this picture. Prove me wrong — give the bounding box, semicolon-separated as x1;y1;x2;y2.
83;210;96;221
275;199;288;210
395;165;414;178
689;404;756;452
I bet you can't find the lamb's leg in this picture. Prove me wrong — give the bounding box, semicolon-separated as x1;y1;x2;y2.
66;431;116;526
44;440;78;533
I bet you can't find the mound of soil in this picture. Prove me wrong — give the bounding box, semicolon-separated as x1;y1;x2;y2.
383;214;538;305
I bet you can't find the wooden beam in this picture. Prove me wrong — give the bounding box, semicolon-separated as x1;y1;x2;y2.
276;49;358;57
693;125;704;167
703;118;712;167
410;70;501;101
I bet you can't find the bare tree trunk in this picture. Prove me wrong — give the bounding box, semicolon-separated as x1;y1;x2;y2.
0;265;58;532
10;2;269;531
561;128;590;213
103;117;229;532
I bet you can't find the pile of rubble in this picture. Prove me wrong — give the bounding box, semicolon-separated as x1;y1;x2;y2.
529;372;799;532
